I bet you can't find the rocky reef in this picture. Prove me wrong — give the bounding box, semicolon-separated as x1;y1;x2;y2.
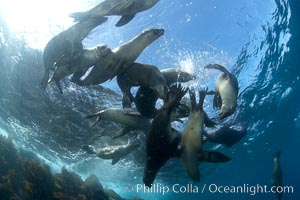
0;136;141;200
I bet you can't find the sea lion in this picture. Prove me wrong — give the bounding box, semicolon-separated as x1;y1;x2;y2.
83;142;140;165
48;44;113;90
161;68;196;85
85;108;151;138
143;84;188;187
205;64;239;119
77;28;164;86
70;0;160;27
180;88;230;182
204;125;247;147
272;151;283;200
41;16;108;92
117;62;168;108
135;68;195;118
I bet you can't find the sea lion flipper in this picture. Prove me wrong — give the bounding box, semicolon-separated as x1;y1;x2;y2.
203;111;216;127
116;14;136;27
213;93;222;109
198;151;231;163
55;80;63;94
111;157;121;165
85;113;101;127
207;90;216;95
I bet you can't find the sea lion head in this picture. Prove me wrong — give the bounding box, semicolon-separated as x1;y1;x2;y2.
95;44;112;59
141;28;164;42
219;103;236;119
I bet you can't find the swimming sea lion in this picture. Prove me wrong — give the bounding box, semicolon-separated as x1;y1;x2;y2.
180;88;230;182
161;68;196;85
41;16;108;92
272;151;283;200
117;62;168;108
134;68;195;118
85;108;151;138
143;84;188;187
83;142;140;165
70;0;160;27
48;45;113;91
205;64;239;119
77;28;164;86
204;125;247;147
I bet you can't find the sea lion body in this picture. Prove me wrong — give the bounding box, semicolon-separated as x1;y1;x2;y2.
180;88;230;181
117;63;168;108
272;151;283;200
143;84;188;187
49;45;113;87
180;88;206;181
205;64;238;119
41;17;108;92
70;0;160;27
204;126;247;147
135;68;195;118
83;142;140;165
78;28;164;86
86;108;151;137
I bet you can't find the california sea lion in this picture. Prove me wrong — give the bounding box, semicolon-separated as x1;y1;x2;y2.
180;88;230;182
48;45;113;91
41;17;108;92
83;142;140;165
143;84;188;187
205;64;239;119
85;108;151;138
135;68;195;118
77;28;164;86
204;125;247;147
70;0;160;27
117;62;168;108
272;151;283;200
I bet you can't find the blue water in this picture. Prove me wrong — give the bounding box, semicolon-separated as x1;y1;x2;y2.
0;0;299;199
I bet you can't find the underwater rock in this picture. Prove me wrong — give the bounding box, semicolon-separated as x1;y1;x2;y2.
83;175;108;200
0;136;135;200
105;189;123;200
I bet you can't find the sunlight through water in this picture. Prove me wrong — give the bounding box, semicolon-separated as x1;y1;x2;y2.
0;0;98;49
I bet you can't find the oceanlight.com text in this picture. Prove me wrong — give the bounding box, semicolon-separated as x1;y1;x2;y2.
134;183;294;196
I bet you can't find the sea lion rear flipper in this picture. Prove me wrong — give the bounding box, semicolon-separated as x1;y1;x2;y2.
198;151;231;163
205;64;231;76
111;157;121;165
207;90;216;95
213;93;222;109
116;14;136;27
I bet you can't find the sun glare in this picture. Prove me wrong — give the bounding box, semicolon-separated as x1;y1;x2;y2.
0;0;94;49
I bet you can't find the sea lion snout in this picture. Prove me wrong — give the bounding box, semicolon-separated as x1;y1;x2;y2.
219;106;235;119
154;28;164;37
96;44;112;57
